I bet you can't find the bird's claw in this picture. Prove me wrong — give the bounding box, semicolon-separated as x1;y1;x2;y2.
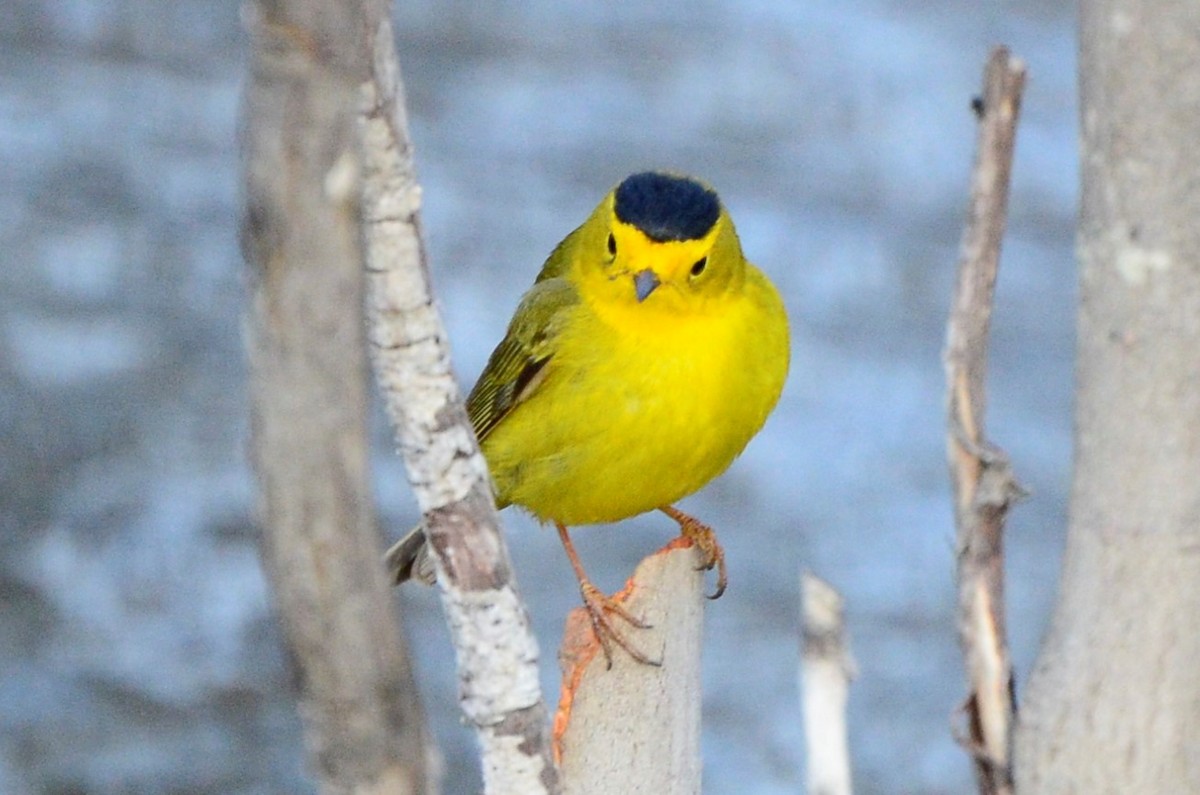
579;581;660;668
662;507;728;599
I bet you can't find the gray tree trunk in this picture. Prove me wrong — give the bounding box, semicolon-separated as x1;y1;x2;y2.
1014;1;1200;791
241;1;430;792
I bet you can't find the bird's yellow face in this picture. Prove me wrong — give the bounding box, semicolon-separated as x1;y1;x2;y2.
574;173;747;319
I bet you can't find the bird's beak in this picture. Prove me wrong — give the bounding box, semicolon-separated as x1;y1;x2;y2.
633;269;661;302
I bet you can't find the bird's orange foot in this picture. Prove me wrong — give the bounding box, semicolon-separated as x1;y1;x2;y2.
578;580;660;668
661;506;728;600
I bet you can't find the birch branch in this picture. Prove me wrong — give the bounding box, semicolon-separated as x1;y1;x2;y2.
358;11;560;794
800;573;855;795
943;45;1027;795
553;540;704;795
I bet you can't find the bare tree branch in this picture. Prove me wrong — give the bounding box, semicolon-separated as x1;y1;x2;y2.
943;45;1027;795
240;1;429;792
357;11;560;794
553;540;704;795
800;573;855;795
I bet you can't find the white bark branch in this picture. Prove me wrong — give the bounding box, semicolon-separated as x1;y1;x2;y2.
553;541;705;795
358;12;559;794
800;573;855;795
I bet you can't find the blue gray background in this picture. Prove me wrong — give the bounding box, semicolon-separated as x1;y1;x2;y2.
1;2;1076;792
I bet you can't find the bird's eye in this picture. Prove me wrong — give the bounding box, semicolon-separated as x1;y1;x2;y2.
690;257;708;277
607;233;617;257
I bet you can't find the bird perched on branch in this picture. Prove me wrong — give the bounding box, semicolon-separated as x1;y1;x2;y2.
386;171;789;664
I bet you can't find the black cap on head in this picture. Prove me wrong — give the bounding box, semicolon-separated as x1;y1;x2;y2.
613;172;720;243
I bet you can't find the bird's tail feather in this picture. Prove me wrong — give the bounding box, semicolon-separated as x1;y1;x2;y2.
384;524;437;585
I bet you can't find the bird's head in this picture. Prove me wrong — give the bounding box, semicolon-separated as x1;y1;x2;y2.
578;172;746;316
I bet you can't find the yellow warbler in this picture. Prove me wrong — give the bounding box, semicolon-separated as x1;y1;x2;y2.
387;171;789;663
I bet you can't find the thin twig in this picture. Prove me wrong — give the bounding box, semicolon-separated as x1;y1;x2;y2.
800;572;855;795
358;12;560;794
943;45;1027;795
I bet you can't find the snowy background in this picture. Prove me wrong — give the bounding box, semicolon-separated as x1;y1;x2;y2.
1;1;1077;792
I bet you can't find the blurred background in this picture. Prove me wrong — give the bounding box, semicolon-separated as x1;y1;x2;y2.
0;1;1077;792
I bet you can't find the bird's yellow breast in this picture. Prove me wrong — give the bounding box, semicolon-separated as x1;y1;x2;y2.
481;265;788;526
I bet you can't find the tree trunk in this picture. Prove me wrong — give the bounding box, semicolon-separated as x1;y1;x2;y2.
242;1;430;791
1014;1;1200;791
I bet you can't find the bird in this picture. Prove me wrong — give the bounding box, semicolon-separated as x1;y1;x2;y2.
386;171;789;664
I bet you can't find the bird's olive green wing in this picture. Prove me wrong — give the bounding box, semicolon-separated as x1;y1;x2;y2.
466;276;579;442
532;224;581;283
